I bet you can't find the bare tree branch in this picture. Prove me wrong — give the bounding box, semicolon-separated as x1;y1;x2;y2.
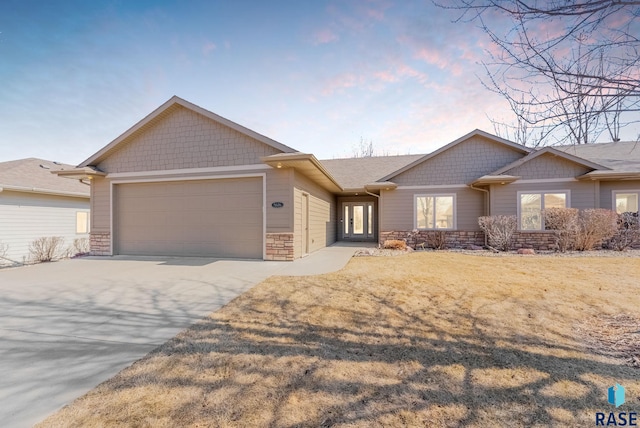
436;0;640;144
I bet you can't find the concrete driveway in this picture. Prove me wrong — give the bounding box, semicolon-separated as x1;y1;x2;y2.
0;256;287;428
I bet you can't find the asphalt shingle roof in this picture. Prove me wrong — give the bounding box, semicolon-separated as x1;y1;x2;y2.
0;158;90;196
319;154;424;189
555;141;640;172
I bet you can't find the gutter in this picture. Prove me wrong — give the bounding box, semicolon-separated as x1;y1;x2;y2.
0;185;89;199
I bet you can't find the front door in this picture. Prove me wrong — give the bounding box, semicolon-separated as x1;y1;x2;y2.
342;202;374;240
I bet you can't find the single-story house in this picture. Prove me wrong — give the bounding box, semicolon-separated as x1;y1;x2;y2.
56;96;640;260
0;158;90;264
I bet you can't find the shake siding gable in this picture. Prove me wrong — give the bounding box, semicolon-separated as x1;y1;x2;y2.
98;105;282;173
502;153;592;179
391;136;525;186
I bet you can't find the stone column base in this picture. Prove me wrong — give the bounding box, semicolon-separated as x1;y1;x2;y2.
90;232;111;256
265;233;294;261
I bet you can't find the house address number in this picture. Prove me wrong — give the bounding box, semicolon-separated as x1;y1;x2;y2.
272;202;284;208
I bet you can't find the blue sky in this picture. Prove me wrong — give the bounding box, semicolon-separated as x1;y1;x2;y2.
1;1;636;165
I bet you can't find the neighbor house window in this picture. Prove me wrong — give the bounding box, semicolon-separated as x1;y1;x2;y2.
519;191;568;230
416;195;455;229
614;192;639;214
76;212;90;234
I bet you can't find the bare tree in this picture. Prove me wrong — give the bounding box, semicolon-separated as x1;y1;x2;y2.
437;0;640;145
352;137;375;158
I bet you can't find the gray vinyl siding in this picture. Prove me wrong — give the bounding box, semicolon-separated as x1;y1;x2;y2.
600;180;640;211
293;171;336;259
503;153;592;179
91;177;110;232
490;181;599;217
391;135;525;185
380;187;484;231
265;168;293;233
0;190;90;264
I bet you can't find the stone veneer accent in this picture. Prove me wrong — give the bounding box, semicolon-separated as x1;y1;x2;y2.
265;233;294;261
380;231;485;249
380;230;557;250
511;232;556;250
90;232;111;256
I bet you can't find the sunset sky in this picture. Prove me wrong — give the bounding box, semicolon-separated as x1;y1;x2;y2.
1;0;637;165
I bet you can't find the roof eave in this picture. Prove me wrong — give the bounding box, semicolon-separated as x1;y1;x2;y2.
0;185;89;198
577;171;640;181
469;175;521;186
261;153;343;193
53;167;106;181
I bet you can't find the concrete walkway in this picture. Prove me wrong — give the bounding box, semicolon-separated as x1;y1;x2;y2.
276;242;375;276
0;242;372;427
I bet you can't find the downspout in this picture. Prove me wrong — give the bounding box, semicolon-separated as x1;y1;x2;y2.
469;184;489;247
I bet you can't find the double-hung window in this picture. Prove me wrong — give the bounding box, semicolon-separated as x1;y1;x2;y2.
415;194;455;229
518;191;568;230
614;191;639;214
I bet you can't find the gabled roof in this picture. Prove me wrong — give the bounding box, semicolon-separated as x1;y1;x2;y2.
489;146;609;176
378;129;532;182
555;141;640;172
80;96;297;167
0;158;90;198
320;154;423;190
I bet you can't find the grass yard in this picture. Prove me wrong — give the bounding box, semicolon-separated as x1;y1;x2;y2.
38;252;640;427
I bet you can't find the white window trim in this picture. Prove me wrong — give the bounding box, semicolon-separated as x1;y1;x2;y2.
517;189;571;231
414;193;457;230
612;190;640;213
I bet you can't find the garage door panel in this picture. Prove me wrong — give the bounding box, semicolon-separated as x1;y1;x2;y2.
115;178;263;258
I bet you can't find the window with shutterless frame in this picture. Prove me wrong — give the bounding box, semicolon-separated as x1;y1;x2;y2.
518;191;569;230
415;194;456;230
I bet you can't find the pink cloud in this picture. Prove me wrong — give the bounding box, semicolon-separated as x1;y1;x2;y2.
322;72;362;95
202;41;216;56
313;28;339;45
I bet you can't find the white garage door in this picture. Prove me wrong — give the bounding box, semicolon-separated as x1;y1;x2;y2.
114;177;263;258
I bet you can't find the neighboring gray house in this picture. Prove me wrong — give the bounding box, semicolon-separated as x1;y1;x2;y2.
56;96;640;259
0;158;90;265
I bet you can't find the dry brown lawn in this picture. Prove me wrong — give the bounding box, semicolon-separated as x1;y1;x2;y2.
38;252;640;427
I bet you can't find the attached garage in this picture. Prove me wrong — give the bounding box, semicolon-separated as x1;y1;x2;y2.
113;176;263;258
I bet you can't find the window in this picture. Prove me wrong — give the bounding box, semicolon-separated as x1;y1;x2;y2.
614;192;639;214
518;191;568;230
76;211;90;234
416;195;455;229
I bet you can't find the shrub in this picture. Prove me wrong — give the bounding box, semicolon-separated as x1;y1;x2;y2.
425;231;448;250
543;207;579;252
574;209;618;251
72;238;90;256
478;215;517;251
29;237;66;263
606;212;640;251
383;239;407;250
